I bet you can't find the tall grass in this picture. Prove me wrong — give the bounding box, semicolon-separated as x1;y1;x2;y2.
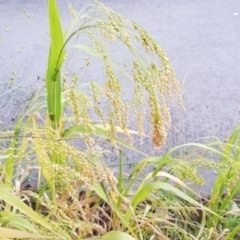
1;0;240;239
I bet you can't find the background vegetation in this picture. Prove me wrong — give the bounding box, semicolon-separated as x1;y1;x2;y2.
1;1;240;239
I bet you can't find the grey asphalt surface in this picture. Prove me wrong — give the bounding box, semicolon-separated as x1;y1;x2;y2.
0;1;240;192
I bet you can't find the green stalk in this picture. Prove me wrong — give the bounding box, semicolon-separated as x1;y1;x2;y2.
46;0;65;127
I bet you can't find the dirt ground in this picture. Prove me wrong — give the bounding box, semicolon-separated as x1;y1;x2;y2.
0;0;240;191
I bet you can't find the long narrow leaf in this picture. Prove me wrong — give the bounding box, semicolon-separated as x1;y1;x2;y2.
100;231;135;240
0;211;37;233
0;187;53;232
127;182;218;222
61;124;147;156
46;0;64;124
93;184;137;238
0;227;51;239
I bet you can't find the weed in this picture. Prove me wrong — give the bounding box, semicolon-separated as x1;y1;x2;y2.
1;1;240;240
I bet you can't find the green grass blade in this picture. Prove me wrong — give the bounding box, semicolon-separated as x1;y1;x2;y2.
164;143;226;159
0;187;53;232
0;211;38;233
118;150;124;194
124;157;152;195
0;227;51;239
226;220;240;239
46;0;65;124
71;44;102;57
126;182;218;222
221;126;240;163
100;231;135;240
131;182;197;209
94;184;137;238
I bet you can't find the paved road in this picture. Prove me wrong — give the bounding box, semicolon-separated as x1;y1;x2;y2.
1;0;240;191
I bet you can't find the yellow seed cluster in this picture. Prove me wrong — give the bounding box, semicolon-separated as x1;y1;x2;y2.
90;82;106;124
63;82;92;125
62;0;183;149
31;124;117;193
152;122;167;149
68;3;79;20
169;159;205;186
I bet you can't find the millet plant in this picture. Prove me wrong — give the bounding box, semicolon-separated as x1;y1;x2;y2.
2;1;240;240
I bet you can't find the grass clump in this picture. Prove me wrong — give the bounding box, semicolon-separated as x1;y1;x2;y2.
1;1;240;240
